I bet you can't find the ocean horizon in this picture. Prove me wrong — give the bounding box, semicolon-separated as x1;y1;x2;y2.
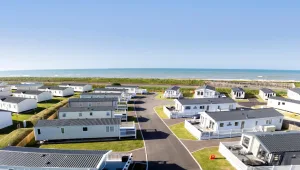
1;68;300;81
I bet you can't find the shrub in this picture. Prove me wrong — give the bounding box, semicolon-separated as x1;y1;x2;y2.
111;82;121;86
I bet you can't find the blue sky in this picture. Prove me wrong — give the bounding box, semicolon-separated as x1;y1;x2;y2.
0;0;300;70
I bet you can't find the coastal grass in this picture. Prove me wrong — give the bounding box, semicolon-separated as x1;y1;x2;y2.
154;106;169;119
0;77;206;86
169;122;197;140
40;131;144;152
192;147;235;170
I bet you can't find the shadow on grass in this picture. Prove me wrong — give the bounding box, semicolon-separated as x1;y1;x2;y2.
38;99;61;104
245;93;256;98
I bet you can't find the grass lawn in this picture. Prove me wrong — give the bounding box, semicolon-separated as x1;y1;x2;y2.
281;111;300;120
169;122;197;140
154;106;169;119
154;92;173;101
255;95;266;103
40;131;144;152
192;147;235;170
38;98;64;109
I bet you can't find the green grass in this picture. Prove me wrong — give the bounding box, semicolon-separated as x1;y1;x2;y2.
38;98;64;109
40;131;144;152
154;92;174;101
154;106;169;119
169;122;197;140
255;95;266;103
0;128;32;148
192;147;235;170
281;111;300;120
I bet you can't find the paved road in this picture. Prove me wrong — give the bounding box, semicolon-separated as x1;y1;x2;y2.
135;94;200;170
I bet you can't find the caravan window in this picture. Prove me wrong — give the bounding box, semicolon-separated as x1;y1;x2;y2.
83;127;88;131
242;136;250;148
37;129;41;135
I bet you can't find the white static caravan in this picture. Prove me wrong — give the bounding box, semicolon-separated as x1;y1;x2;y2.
80;92;126;102
58;106;128;121
231;87;245;99
68;97;118;108
34;118;136;141
185;108;283;140
93;88;132;100
194;85;220;98
259;88;276;101
163;86;183;99
0;96;37;113
12;90;52;102
287;88;300;101
268;96;300;114
0;86;11;96
12;83;44;90
59;83;92;92
0;110;12;129
0;146;133;170
58;106;115;119
198;108;283;132
174;98;237;115
105;85;140;97
38;86;74;97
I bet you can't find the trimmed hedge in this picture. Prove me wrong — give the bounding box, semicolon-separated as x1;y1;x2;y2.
27;99;68;126
0;128;32;148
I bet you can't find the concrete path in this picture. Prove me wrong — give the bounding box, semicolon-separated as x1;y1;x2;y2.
135;94;200;170
181;138;240;153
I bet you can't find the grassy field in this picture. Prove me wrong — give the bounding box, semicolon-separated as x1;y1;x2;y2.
169;122;197;140
154;106;169;119
40;131;144;152
192;147;235;170
281;111;300;120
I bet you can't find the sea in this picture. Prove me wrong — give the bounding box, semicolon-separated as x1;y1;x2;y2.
0;68;300;81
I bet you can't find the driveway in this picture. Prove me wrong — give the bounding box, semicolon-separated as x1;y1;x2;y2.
134;94;200;170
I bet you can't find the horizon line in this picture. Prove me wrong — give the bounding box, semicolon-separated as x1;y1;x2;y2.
1;68;300;72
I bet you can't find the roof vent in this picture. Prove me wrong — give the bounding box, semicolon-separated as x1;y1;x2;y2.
292;155;297;158
41;154;46;157
46;161;51;165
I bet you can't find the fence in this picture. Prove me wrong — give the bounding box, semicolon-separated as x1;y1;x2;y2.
219;142;249;170
219;142;300;170
185;120;259;140
163;106;198;119
16;131;35;147
184;120;201;140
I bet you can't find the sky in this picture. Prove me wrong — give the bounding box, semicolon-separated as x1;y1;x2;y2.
0;0;300;70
